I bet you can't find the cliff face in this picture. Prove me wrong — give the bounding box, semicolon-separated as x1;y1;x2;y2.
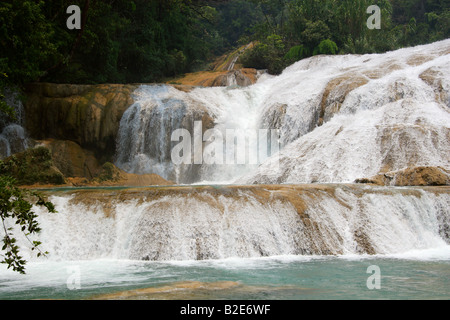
20;69;259;184
23;83;137;163
22;67;259;163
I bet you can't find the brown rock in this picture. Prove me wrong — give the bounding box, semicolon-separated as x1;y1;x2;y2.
406;54;434;66
210;69;256;87
391;166;450;186
362;62;403;79
38;139;101;179
355;166;450;186
319;73;369;124
89;162;173;187
23;83;137;162
166;68;258;87
419;67;449;106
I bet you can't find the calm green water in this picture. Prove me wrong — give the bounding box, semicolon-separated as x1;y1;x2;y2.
0;253;449;300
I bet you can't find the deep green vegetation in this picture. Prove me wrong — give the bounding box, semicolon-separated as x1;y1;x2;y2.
1;0;220;85
1;0;448;88
239;0;449;74
0;174;56;274
94;162;121;182
0;147;66;186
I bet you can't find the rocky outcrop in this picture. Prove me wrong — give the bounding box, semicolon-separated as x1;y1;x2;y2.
167;68;259;87
318;74;369;125
210;69;258;87
37;139;101;179
0;146;66;185
23;83;137;163
91;281;240;300
355;166;450;186
419;67;449;106
1;140;171;187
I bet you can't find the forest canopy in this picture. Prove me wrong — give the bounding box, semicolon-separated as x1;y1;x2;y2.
0;0;448;87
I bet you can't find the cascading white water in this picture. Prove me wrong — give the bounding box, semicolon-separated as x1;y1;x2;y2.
0;89;28;159
114;39;450;185
114;83;272;183
240;40;450;184
4;41;448;264
0;124;28;157
20;185;449;262
114;85;193;182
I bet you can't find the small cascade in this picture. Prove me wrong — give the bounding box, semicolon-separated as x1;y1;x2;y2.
114;85;200;183
0;124;28;158
0;88;29;159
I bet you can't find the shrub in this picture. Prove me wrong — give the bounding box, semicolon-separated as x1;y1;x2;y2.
94;162;121;182
240;34;287;74
0;147;65;185
284;45;310;63
313;39;339;55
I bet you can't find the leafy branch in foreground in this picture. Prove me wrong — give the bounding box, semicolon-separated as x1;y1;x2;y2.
0;175;56;274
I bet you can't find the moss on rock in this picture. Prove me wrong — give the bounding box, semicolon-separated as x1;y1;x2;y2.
0;146;66;185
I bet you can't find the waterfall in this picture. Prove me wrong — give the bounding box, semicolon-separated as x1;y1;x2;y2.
114;83;273;184
0;89;29;159
114;85;194;182
22;185;449;261
240;40;450;184
0;41;447;267
114;39;450;185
